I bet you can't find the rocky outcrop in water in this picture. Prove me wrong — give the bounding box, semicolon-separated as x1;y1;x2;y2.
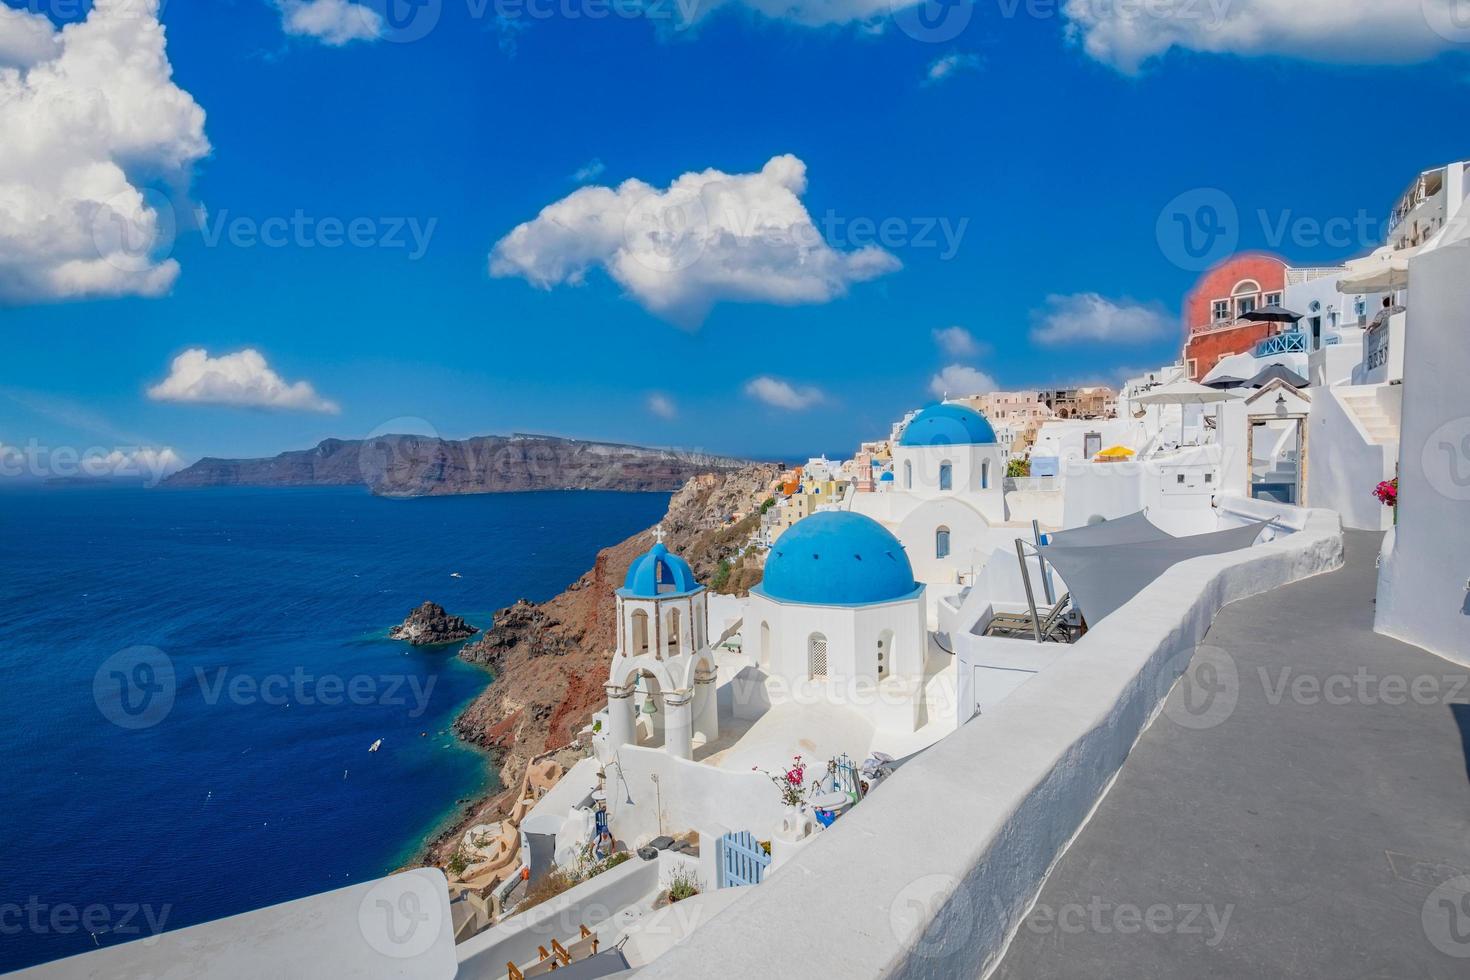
419;463;782;867
162;433;754;497
389;602;478;645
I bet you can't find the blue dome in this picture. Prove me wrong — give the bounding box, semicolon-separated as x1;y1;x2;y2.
899;403;996;447
621;542;701;598
879;471;895;482
759;512;918;606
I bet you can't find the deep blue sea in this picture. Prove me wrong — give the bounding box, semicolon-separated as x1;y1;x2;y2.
0;486;669;972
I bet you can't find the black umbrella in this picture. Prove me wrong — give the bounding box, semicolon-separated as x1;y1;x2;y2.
1240;304;1303;324
1202;375;1249;389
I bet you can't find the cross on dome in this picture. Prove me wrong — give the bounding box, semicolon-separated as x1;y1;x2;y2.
653;525;666;545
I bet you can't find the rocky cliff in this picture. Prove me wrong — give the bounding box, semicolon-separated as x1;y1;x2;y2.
388;602;478;645
419;462;781;865
162;434;752;496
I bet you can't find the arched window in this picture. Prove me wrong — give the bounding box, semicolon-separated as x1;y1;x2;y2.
904;461;912;489
807;633;828;679
760;621;771;668
935;526;951;559
630;609;649;655
666;606;682;658
938;462;952;491
981;460;990;490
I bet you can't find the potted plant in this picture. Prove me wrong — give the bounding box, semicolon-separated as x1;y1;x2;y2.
1373;477;1398;523
667;868;700;904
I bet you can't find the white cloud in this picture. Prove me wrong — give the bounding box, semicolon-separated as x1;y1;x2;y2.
277;0;383;45
1030;293;1172;346
572;158;606;183
929;364;997;400
924;53;981;84
0;5;60;69
646;392;677;419
932;325;981;357
1064;0;1466;73
744;376;825;411
490;154;901;326
0;0;209;306
148;349;340;413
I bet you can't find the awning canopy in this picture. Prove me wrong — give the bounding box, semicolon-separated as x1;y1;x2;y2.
1336;244;1420;294
1132;381;1241;406
1040;518;1272;626
1043;510;1170;548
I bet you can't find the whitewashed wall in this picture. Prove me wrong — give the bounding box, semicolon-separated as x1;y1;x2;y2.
1376;238;1470;665
637;505;1343;980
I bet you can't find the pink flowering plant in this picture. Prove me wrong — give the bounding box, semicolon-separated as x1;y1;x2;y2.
1373;478;1398;507
756;754;808;807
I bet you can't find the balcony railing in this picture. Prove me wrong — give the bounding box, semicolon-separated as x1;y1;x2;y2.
1254;331;1309;357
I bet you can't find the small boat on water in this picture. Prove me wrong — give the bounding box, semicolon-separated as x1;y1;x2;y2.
450;572;462;578
368;739;382;753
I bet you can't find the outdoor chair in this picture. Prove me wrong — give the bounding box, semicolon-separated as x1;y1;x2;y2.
983;593;1073;643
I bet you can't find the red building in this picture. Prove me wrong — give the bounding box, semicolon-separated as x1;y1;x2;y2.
1181;253;1291;380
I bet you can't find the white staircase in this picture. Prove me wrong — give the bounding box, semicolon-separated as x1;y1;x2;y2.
1334;387;1398;445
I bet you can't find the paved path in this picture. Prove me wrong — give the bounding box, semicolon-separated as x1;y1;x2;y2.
995;531;1470;979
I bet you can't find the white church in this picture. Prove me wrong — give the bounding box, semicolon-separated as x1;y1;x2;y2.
849;402;1008;585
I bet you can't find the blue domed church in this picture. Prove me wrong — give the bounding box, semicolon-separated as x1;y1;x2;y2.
850;402;1007;586
747;511;932;733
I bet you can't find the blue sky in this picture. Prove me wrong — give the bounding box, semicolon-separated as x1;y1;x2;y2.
2;0;1467;469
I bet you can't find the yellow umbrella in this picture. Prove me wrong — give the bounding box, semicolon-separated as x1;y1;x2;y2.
1094;445;1135;462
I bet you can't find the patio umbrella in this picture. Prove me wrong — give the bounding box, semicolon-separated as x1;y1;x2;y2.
1202;375;1249;389
1240;305;1303;325
1132;380;1240;405
1336;244;1420;294
1094;445;1135;462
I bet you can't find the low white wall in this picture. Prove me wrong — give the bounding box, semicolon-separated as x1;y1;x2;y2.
456;856;657;977
604;745;783;848
637;508;1343;980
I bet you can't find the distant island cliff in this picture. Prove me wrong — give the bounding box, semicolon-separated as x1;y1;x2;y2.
162;433;755;496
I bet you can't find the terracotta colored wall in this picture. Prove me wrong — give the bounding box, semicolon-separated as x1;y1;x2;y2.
1180;252;1290;379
